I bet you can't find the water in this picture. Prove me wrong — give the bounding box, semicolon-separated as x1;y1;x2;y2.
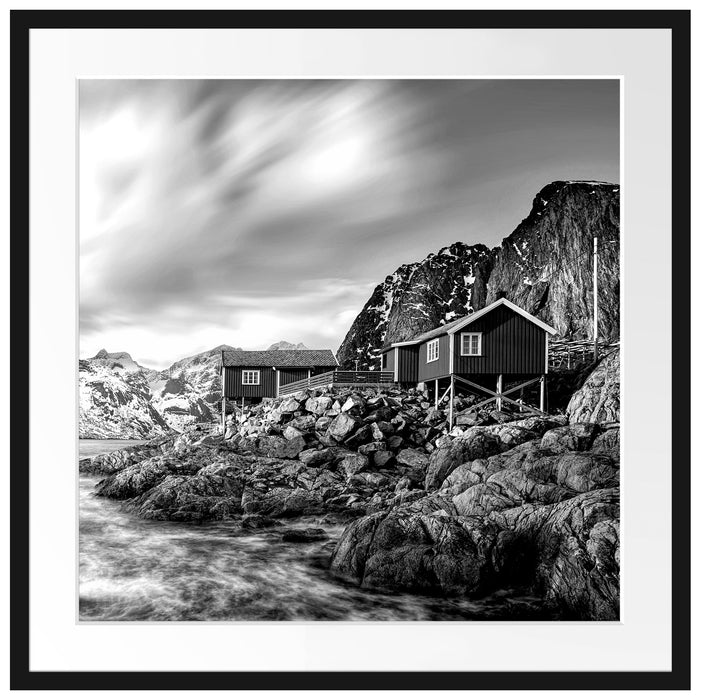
79;439;550;621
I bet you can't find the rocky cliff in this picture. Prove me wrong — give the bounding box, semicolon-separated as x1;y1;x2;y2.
337;181;620;369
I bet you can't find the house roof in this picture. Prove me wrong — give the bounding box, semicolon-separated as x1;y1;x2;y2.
384;298;558;350
221;349;338;368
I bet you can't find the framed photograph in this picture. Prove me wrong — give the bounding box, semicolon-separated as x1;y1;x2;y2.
10;8;690;692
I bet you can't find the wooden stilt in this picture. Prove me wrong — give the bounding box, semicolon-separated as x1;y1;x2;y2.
434;378;439;409
221;397;226;435
496;374;503;412
449;375;455;427
540;375;546;413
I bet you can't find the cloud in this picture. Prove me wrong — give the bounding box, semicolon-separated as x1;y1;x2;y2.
80;79;619;367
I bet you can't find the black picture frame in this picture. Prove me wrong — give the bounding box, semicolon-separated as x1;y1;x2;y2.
9;9;691;691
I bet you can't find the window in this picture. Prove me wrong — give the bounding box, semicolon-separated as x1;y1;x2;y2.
461;332;482;356
426;338;439;363
382;353;387;369
242;370;260;385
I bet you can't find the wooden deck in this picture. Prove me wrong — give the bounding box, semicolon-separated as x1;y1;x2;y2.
278;370;395;397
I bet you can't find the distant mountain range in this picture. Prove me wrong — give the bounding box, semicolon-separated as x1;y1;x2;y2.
337;181;620;369
79;342;308;438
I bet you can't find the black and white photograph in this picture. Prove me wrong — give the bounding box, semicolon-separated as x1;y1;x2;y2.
77;77;621;623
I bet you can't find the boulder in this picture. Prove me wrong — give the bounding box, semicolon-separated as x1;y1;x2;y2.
341;395;366;414
358;441;387;455
289;414;317;433
424;431;502;491
314;416;332;433
305;395;333;415
371;450;394;468
396;448;429;471
257;435;306;459
278;397;302;414
339;452;369;477
344;424;373;448
128;463;245;521
282;425;304;441
330;496;499;595
326;412;360;442
298;447;334;467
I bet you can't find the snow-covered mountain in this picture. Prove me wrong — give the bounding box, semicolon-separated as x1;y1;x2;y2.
337;181;620;369
79;347;229;437
268;340;309;350
79;358;171;439
79;342;310;438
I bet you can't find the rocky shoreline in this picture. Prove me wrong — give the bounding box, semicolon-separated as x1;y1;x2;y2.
80;353;620;620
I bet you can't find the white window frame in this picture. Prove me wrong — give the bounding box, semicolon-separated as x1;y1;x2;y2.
426;338;439;363
460;332;483;356
241;369;260;385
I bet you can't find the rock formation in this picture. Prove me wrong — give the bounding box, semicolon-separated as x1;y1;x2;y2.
81;377;620;620
566;350;620;423
338;181;620;369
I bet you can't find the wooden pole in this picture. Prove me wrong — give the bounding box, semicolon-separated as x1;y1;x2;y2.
540;375;546;413
449;375;455;427
593;235;599;362
496;374;503;412
435;378;439;409
221;398;226;436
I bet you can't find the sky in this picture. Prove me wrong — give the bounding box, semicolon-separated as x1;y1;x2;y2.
79;79;619;369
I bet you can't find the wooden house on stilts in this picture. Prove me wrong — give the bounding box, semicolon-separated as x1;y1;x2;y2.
380;297;558;423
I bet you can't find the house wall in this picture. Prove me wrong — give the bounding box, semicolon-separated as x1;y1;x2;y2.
223;366;277;399
417;334;451;381
453;305;546;375
397;346;418;383
278;369;310;386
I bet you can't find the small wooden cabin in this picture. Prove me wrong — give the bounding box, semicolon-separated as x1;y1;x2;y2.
381;298;557;418
220;348;338;404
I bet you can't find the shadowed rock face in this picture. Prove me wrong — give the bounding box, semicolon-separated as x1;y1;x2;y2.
330;415;620;620
567;351;620;423
337;181;620;369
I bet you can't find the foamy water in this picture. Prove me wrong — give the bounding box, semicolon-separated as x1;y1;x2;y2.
79;440;550;621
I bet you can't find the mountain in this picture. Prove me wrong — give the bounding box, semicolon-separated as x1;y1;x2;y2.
79;359;171;439
88;349;158;378
79;344;241;438
337;243;493;369
267;341;309;350
337;181;620;369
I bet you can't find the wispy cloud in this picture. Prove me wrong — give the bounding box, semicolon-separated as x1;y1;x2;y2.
80;79;619;367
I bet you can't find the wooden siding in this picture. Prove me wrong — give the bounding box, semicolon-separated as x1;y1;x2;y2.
223;366;277;399
397;346;418;383
417;334;451;381
453;305;546;375
278;369;309;386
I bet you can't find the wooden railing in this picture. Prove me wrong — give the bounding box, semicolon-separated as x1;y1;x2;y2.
548;340;619;370
278;370;395;397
